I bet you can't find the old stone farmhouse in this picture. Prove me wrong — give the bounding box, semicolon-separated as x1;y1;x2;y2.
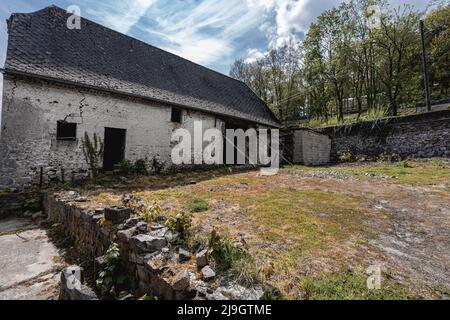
0;6;279;188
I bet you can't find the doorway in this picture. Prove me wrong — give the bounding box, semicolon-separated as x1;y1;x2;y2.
103;127;126;171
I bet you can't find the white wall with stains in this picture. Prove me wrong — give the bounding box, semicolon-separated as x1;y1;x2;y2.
0;76;224;188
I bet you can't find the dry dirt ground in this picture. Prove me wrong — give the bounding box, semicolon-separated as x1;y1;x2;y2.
75;159;450;299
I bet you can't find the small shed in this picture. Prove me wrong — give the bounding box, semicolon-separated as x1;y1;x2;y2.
292;129;331;165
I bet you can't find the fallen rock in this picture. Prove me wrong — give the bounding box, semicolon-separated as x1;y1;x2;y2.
201;266;215;281
165;230;180;244
196;249;208;268
117;227;137;242
172;269;191;291
23;210;33;218
207;284;265;300
131;234;167;253
124;217;142;228
151;223;166;230
104;206;131;224
150;227;168;238
178;248;192;262
31;211;44;219
136;221;148;233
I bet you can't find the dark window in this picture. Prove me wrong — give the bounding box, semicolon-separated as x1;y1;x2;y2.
171;108;182;123
56;121;77;140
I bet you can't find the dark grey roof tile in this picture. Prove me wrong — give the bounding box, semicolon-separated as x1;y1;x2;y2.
4;6;279;127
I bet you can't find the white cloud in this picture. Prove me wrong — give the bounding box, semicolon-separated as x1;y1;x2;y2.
86;0;156;34
244;48;266;63
248;0;340;47
136;0;267;66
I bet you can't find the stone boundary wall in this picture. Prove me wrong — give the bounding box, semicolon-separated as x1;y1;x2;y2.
44;192;192;299
0;190;38;219
44;191;264;300
319;110;450;161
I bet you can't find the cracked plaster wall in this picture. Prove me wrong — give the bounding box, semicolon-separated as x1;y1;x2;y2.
0;76;224;188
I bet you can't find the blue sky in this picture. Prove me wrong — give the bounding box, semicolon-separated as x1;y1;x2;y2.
0;0;431;115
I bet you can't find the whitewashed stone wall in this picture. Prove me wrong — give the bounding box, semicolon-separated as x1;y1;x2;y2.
0;76;223;188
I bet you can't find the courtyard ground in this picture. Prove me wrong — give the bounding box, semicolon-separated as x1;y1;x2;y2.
0;217;66;300
77;158;450;300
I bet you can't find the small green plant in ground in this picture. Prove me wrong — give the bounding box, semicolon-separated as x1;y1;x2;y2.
22;192;44;212
187;198;209;213
378;152;401;163
96;242;127;298
119;160;134;175
165;212;192;244
397;160;413;168
134;159;148;175
337;150;353;162
149;156;165;174
81;132;104;178
363;106;389;121
119;159;148;175
124;194;164;223
208;229;258;285
299;270;414;300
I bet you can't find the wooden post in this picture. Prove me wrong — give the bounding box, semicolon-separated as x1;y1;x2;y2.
39;167;43;188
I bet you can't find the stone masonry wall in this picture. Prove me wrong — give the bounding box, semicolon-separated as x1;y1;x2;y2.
44;191;264;300
44;192;196;299
0;75;224;189
320;110;450;161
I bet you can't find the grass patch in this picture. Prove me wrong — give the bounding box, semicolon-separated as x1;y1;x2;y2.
252;189;365;254
299;270;414;300
187;198;209;213
286;160;450;186
208;229;259;286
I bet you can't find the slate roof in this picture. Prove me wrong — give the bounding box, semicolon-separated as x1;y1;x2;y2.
4;6;279;127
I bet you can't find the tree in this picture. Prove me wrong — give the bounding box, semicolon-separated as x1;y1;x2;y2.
229;0;449;126
425;4;450;99
373;3;421;115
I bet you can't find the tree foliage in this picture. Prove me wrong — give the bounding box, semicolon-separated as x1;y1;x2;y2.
229;0;450;125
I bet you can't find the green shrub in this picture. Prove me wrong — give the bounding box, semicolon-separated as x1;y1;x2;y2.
23;193;44;212
337;150;353;162
208;229;251;271
187;198;209;213
81;132;104;177
165;212;192;243
119;159;148;175
134;159;148;175
124;194;163;223
119;160;134;174
378;152;401;162
207;229;259;285
149;156;165;174
363;106;389;121
96;243;128;298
